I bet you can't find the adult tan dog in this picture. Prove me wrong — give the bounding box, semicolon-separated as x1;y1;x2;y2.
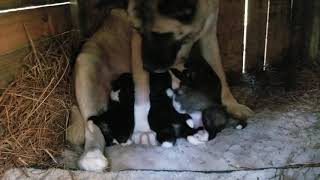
72;0;254;172
73;9;154;171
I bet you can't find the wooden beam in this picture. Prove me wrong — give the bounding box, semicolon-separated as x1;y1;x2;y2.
0;0;66;11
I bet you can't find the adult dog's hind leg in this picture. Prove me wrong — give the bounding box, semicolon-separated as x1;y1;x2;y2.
131;31;157;145
75;53;111;171
200;27;254;120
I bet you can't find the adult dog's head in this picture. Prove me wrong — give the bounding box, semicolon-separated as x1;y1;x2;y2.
128;0;208;73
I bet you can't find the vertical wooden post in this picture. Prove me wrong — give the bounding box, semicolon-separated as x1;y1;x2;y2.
266;0;291;66
245;0;268;72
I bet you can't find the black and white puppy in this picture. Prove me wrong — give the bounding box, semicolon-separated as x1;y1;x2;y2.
166;85;246;145
166;46;247;145
91;73;134;146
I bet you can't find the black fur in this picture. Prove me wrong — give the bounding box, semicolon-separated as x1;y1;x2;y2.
95;0;128;10
158;0;197;23
142;32;183;72
168;41;247;140
148;72;197;144
90;73;134;146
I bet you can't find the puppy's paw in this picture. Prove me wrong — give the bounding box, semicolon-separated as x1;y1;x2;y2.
131;131;157;146
78;149;109;172
187;130;209;145
225;102;254;120
161;141;173;148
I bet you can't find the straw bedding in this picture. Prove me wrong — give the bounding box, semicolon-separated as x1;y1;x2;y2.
0;32;76;175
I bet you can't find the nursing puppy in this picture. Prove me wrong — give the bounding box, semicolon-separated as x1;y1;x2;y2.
128;0;254;122
91;73;135;146
166;85;246;145
165;41;247;144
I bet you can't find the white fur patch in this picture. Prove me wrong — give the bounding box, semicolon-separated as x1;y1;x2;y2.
187;130;209;145
113;139;119;145
190;112;203;128
161;141;173;148
134;103;151;132
166;88;174;97
186;119;195;128
187;136;205;145
236;124;243;130
78;149;108;172
110;90;120;102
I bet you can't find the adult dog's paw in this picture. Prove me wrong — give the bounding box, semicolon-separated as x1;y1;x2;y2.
225;102;254;120
187;130;209;145
131;131;157;146
78;149;109;172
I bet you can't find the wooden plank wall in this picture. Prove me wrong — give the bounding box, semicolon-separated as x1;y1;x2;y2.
0;4;73;90
218;0;245;73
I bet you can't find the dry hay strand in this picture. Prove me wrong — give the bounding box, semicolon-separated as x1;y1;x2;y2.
0;33;75;175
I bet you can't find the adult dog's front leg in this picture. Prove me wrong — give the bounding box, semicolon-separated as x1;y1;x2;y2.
131;30;157;145
200;28;254;120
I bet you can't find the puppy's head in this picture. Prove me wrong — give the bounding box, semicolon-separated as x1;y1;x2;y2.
128;0;199;72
